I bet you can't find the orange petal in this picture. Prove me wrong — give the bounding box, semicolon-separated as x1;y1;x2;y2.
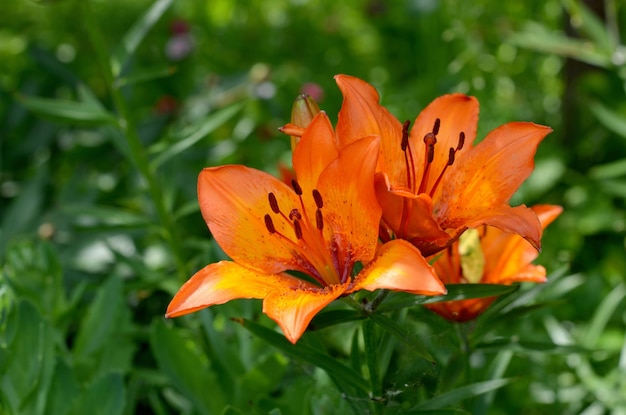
166;261;309;317
293;111;339;193
263;282;350;343
198;165;303;275
350;239;446;295
375;173;451;254
318;135;382;263
409;94;479;194
436;122;552;243
334;75;405;180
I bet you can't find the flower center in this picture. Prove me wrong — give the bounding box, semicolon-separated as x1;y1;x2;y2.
263;179;349;286
402;118;465;198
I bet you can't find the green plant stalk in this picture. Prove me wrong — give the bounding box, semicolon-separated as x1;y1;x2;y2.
363;319;383;413
81;3;187;281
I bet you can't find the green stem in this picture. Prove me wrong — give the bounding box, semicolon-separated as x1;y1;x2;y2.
81;3;187;280
456;323;472;385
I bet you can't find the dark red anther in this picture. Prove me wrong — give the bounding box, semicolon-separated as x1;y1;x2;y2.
268;192;280;213
264;214;276;234
424;133;437;163
293;220;303;239
315;209;324;230
291;179;303;195
312;189;323;209
447;147;455;165
457;132;465;151
289;209;302;221
401;120;411;151
432;118;441;135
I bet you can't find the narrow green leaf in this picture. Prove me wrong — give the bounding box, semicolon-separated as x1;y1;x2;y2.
590;158;626;179
114;66;177;88
582;283;626;348
589;101;626;139
111;0;175;77
410;379;511;411
238;318;369;394
368;313;434;363
379;284;518;312
150;320;225;415
309;309;365;331
70;372;125;415
16;94;117;126
150;104;242;168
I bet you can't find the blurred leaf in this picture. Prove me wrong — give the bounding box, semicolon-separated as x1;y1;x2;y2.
309;309;365;331
379;284;519;312
510;22;611;67
62;205;153;230
150;320;225;415
590;158;626;179
369;313;434;363
111;0;175;77
475;339;589;355
0;301;56;415
115;66;177;88
45;358;80;415
409;379;511;411
561;0;614;51
0;168;46;255
238;318;369;394
581;283;626;348
589;101;626;139
69;372;125;415
72;276;135;383
16;94;118;126
150;103;242;168
472;350;513;415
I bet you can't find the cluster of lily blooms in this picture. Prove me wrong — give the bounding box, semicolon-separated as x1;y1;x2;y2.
166;75;562;344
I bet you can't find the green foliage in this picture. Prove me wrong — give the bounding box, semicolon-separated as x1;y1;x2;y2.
1;0;625;413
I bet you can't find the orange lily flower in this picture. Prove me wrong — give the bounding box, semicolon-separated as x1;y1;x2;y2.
425;204;562;322
167;111;446;343
333;75;552;256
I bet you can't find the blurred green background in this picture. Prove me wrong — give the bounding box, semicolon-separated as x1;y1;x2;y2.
1;0;625;413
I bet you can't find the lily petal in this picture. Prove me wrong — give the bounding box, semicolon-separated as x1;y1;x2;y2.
318;135;382;263
436;122;552;244
350;239;446;295
409;94;479;193
198;165;303;275
166;261;310;317
335;74;405;179
293;111;339;193
263;281;350;344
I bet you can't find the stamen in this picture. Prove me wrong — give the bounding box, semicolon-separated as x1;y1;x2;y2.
293;220;303;239
424;133;437;163
264;214;276;234
447;147;455;165
315;209;324;230
432;118;441;135
312;189;323;209
268;192;280;213
457;132;465;151
291;179;303;195
401;120;411;151
289;209;302;221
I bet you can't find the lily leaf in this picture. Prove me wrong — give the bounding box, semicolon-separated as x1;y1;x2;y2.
150;103;242;168
16;94;118;126
378;284;519;312
589;101;626;139
111;0;175;77
308;309;365;331
369;313;434;363
408;379;511;411
236;318;369;395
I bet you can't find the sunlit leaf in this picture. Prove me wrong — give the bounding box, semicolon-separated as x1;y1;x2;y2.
589;101;626;139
